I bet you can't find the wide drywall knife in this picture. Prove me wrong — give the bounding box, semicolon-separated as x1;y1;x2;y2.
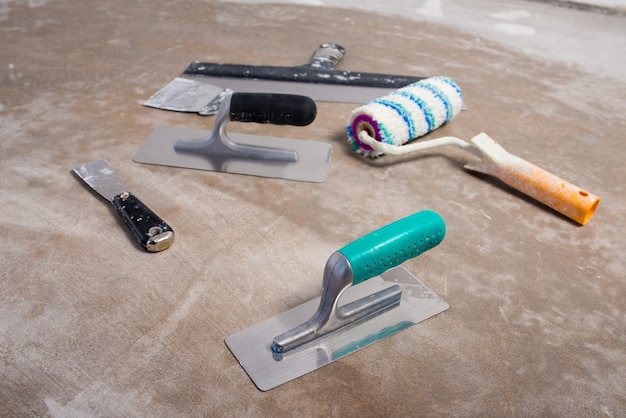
73;159;174;252
143;43;427;115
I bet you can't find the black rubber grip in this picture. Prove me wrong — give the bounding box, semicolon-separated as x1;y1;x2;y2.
112;192;174;252
229;93;317;126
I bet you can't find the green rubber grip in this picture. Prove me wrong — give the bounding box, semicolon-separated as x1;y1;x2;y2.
337;210;445;285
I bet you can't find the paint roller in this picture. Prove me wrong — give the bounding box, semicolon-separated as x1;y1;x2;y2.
346;77;600;225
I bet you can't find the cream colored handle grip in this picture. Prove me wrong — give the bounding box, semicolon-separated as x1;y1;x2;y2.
466;133;600;225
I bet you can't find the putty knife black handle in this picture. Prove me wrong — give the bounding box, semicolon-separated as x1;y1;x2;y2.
112;192;175;252
338;210;445;285
229;92;316;126
184;44;424;88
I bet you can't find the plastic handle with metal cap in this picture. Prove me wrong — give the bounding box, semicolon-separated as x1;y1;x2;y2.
271;210;445;354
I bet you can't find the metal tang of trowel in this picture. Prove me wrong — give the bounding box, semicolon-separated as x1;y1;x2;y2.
225;210;448;391
143;43;427;115
134;91;331;183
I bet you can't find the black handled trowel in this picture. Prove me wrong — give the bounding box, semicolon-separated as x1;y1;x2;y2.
225;210;449;391
134;92;331;182
143;43;426;115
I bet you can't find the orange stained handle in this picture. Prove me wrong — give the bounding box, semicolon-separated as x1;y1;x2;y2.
467;133;600;225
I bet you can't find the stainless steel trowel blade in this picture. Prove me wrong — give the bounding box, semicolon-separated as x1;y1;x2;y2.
225;265;448;391
133;126;331;183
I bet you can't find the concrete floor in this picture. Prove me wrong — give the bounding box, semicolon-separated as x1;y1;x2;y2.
1;0;625;416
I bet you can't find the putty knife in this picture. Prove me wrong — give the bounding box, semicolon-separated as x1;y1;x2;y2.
73;159;174;252
225;210;448;391
134;92;331;182
143;43;426;115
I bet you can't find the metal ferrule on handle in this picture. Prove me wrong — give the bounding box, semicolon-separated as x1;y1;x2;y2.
465;133;600;225
112;191;175;252
307;43;346;70
271;210;446;354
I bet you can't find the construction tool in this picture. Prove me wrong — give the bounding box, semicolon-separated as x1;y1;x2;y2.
225;210;448;391
134;92;331;182
72;159;174;252
346;77;600;225
347;76;463;157
143;43;426;115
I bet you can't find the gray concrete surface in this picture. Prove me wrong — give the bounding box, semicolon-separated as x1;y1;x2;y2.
221;0;626;80
1;0;625;416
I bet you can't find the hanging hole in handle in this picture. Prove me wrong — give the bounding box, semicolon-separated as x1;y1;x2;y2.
148;226;163;236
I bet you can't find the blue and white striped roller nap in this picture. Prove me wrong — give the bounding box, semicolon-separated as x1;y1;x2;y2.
346;76;463;157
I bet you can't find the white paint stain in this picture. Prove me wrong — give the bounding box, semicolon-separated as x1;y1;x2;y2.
490;10;532;20
416;0;444;18
499;306;509;322
495;23;535;35
28;0;50;7
107;38;130;47
220;0;322;4
0;1;14;22
1;0;52;22
45;382;153;417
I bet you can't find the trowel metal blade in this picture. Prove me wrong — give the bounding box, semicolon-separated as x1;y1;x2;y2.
225;265;448;391
133;126;331;183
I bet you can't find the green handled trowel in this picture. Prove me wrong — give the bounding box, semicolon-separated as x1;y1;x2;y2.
225;210;448;391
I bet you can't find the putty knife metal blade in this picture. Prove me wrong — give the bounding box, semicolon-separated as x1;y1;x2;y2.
225;266;448;391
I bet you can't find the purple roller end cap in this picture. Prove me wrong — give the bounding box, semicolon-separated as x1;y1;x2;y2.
351;114;381;152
